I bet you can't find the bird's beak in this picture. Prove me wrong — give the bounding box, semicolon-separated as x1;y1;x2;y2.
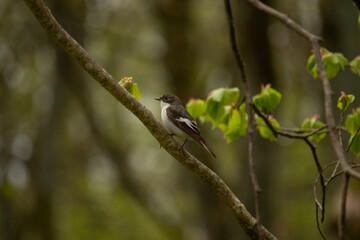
155;97;161;101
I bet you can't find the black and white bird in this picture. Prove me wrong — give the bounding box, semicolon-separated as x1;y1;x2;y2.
155;94;216;158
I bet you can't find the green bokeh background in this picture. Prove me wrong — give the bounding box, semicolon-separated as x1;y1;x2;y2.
1;0;360;239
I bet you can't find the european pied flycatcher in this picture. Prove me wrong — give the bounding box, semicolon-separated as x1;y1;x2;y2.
156;94;216;158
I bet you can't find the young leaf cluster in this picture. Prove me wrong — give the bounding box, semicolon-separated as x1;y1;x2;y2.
350;56;360;75
301;116;326;142
252;84;281;111
186;87;247;142
118;77;141;100
186;85;283;142
307;48;348;79
307;48;360;80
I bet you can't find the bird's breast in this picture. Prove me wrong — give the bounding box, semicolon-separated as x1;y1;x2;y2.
161;105;187;137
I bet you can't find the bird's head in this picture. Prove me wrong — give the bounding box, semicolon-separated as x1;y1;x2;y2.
155;94;182;105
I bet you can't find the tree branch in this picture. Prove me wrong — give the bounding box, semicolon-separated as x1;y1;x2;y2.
224;0;263;238
245;0;321;42
246;0;360;181
311;41;360;181
23;0;277;239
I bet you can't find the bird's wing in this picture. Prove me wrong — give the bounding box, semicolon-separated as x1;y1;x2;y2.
166;105;200;137
166;105;217;158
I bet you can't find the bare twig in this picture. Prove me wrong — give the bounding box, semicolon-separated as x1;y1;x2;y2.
315;203;327;240
251;104;278;138
245;0;321;42
327;161;341;184
346;127;360;152
304;138;326;222
339;173;350;240
223;0;263;238
253;104;327;139
338;108;346;148
22;0;279;239
328;163;360;182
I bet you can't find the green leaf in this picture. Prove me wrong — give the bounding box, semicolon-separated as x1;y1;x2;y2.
205;87;240;125
252;84;281;111
118;77;141;100
255;115;279;141
301;116;326;142
306;48;348;80
306;53;318;78
186;99;206;119
205;99;226;125
348;134;360;156
337;92;355;111
350;56;360;74
131;83;141;100
223;87;240;105
345;108;360;135
345;108;360;156
207;87;240;104
224;104;248;142
208;88;226;102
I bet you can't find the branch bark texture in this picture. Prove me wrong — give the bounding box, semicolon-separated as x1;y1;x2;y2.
23;0;277;239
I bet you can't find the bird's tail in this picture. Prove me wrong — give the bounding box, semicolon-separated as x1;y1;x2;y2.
199;137;217;158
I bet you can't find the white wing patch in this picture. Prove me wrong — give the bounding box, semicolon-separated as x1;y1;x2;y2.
178;117;198;132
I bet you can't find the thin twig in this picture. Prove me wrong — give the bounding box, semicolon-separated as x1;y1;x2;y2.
224;0;263;238
245;0;321;42
339;173;350;240
315;203;327;240
276;126;328;134
253;104;327;139
338;109;346;148
304;138;326;222
346;127;360;152
328;163;360;181
251;103;278;138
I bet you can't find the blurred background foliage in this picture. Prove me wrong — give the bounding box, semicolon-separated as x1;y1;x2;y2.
0;0;360;239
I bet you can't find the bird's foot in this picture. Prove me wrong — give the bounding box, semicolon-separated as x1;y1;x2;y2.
181;139;188;148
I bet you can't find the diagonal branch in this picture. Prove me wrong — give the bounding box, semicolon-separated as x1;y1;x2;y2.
23;0;277;239
245;0;321;42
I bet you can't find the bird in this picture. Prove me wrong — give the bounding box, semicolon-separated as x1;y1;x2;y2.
155;94;216;158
